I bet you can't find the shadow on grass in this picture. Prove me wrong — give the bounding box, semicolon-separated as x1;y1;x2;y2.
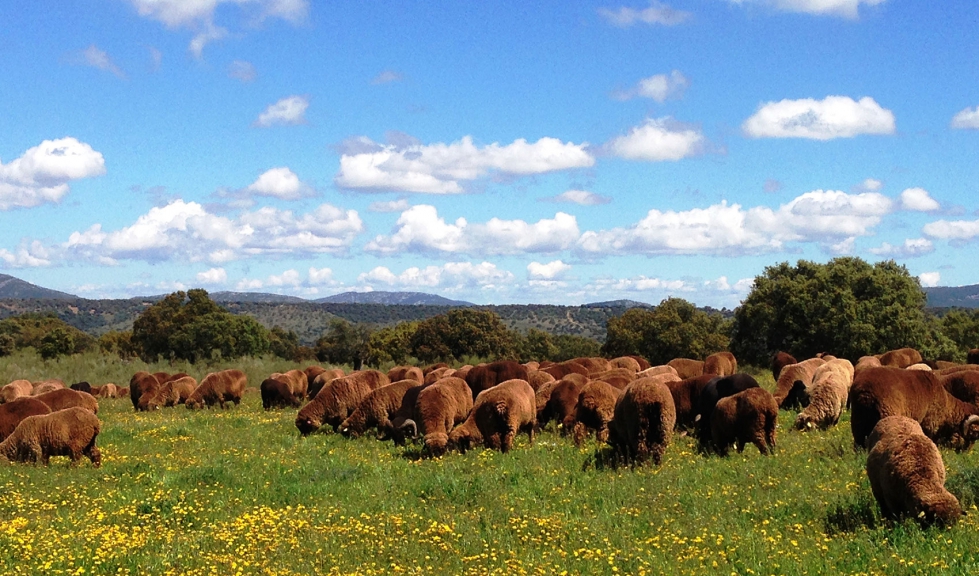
583;446;628;471
946;467;979;508
824;494;879;534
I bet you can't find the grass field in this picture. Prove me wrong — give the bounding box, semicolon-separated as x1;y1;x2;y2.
3;354;979;575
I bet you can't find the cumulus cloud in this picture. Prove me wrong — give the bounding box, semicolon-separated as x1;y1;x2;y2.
268;269;301;286
727;0;886;19
742;96;896;140
229;60;256;82
951;107;979;130
335;135;594;194
371;70;403;84
368;199;411;213
615;70;689;102
80;45;125;78
919;272;940;288
358;262;515;292
308;267;333;285
607;117;706;161
542;190;612;206
364;205;580;256
64;199;363;264
854;178;883;192
577;190;893;256
527;260;572;280
0;137;106;210
598;2;692;26
0;241;54;268
254;95;309;127
127;0;308;57
196;267;227;284
868;238;934;258
899;187;939;212
587;275;689;293
244;167;311;199
923;218;979;240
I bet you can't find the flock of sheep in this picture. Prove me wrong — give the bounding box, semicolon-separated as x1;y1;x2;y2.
2;345;979;528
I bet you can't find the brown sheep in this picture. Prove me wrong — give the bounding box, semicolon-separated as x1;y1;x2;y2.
95;383;120;399
571;357;611;376
772;351;798;381
855;356;883;373
146;376;198;410
711;387;778;456
31;380;65;396
773;357;827;409
308;369;345;399
261;378;302;409
387;366;424;384
536;376;585;434
540;360;589;380
526;370;556;392
34;389;99;415
422;362;449;375
850;367;979;450
295;370;389;435
936;364;979;377
795;360;853;431
629;356;652;370
270;369;309;400
879;347;923;369
400;377;473;456
523;361;540;372
570;380;622;446
424;367;453;385
453;365;473;381
465;361;529;399
666;374;716;431
608;356;642;373
340;379;419;438
608;380;676;465
0;407;101;467
940;370;979;405
185;369;247;410
969;349;979;364
0;398;52;441
587;368;636;390
304;365;329;387
668;358;705;379
448;379;536;453
906;363;932;371
636;365;678;379
388;383;432;445
1;380;32;404
703;352;737;376
129;372;161;410
934;361;961;371
866;416;961;526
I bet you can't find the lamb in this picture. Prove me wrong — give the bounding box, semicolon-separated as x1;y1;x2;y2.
448;379;536;453
667;358;704;379
261;378;302;409
185;369;247;410
34;388;99;415
0;380;32;404
694;373;760;450
703;352;737;376
399;377;473;456
0;407;101;467
608;356;642;373
795;359;853;431
387;366;424;384
295;370;389;436
850;367;979;450
141;376;198;411
772;357;827;409
878;347;923;369
465;361;529;399
340;379;419;438
772;351;798;381
569;380;622;446
608;379;676;465
269;369;309;400
866;416;961;526
308;369;344;399
666;374;716;431
0;398;52;441
711;388;778;456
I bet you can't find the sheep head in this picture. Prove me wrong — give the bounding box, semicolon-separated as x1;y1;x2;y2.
425;433;448;457
958;415;979;451
295;415;321;437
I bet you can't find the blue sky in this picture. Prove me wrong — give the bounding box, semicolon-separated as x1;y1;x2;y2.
1;0;977;307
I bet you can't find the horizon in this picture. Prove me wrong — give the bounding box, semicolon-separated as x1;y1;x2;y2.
2;1;978;308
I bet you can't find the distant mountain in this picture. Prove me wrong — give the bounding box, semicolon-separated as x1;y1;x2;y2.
0;274;76;300
925;284;979;309
582;299;652;309
315;291;473;306
210;291;307;304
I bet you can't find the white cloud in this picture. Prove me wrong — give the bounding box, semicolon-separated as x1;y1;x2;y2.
587;276;689;293
898;187;939;212
598;2;692;26
607;117;705;161
544;190;612;206
577;190;893;256
308;267;333;285
335;135;594;194
229;60;256;82
923;219;979;240
528;260;572;280
372;70;403;84
868;238;934;258
615;70;689;102
0;137;106;210
358;262;515;293
742;96;895;140
854;178;882;192
951;107;979;130
368;199;411;213
81;45;125;78
727;0;886;19
236;278;264;290
245;167;310;199
254;95;309;127
268;269;301;286
0;241;53;268
364;205;580;256
919;272;940;288
196;267;227;284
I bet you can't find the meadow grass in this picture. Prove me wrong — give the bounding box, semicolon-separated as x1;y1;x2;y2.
2;355;979;575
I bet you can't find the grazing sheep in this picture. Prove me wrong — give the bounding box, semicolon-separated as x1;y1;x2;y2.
70;382;92;395
866;416;961;526
525;370;556;392
261;378;302;410
95;383;120;399
1;380;32;404
586;368;635;390
0;407;101;467
694;374;760;450
308;369;345;400
855;356;883;373
666;375;716;431
879;347;924;369
850;367;979;450
636;365;679;380
795;360;853;431
388;383;432;445
129;372;161;410
31;380;65;396
771;351;798;381
387;366;424;384
424;367;453;385
711;387;778;456
942;370;979;405
571;357;612;376
936;364;979;377
340;379;418;438
269;369;309;400
540;360;590;381
668;358;705;379
608;380;676;465
570;380;622;446
704;352;737;376
608;356;642;373
141;376;198;411
400;377;473;456
0;398;52;441
185;369;247;410
449;379;536;453
304;365;329;387
295;370;389;436
536;376;585;434
34;389;99;415
466;361;529;399
773;357;827;409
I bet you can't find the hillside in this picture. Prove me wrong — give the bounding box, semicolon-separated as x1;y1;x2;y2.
315;291;473;306
925;284;979;308
0;274;76;300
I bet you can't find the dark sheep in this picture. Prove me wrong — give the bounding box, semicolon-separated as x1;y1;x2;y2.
0;397;52;441
70;382;93;395
448;379;536;453
710;388;778;456
608;379;676;465
465;361;529;400
969;349;979;365
0;407;101;467
694;373;760;450
295;370;389;435
535;376;585;434
340;379;419;438
771;351;798;381
261;378;302;410
185;369;247;410
773;358;826;409
666;375;716;431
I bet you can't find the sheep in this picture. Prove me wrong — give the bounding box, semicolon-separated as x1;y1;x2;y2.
571;357;611;376
452;365;473;381
773;357;827;409
906;363;932;371
795;360;853;431
261;378;302;410
269;369;309;400
569;380;622;446
666;374;716;431
0;380;32;404
387;366;424;384
941;370;979;405
448;379;536;453
388;383;432;445
34;389;99;415
535;376;585;434
667;358;705;379
340;379;419;438
855;356;883;373
525;370;556;392
540;360;590;380
95;383;120;399
771;351;798;381
711;387;778;456
424;367;453;385
694;374;760;450
969;349;979;364
850;367;979;450
879;347;923;369
704;352;737;376
185;369;247;410
586;368;635;390
608;379;676;465
465;361;529;399
70;382;93;395
608;356;642;373
936;364;979;377
422;362;449;375
636;365;679;380
295;370;389;436
129;372;161;410
523;361;540;372
141;376;198;411
866;416;962;526
304;365;329;387
399;377;473;456
31;380;65;396
0;407;101;467
308;369;344;399
0;397;52;441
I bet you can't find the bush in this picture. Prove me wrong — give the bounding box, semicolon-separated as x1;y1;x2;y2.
410;309;516;363
316;319;374;369
601;298;730;365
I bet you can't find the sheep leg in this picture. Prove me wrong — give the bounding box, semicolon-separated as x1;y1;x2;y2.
572;422;587;447
501;429;515;453
527;421;536;445
596;425;608;444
